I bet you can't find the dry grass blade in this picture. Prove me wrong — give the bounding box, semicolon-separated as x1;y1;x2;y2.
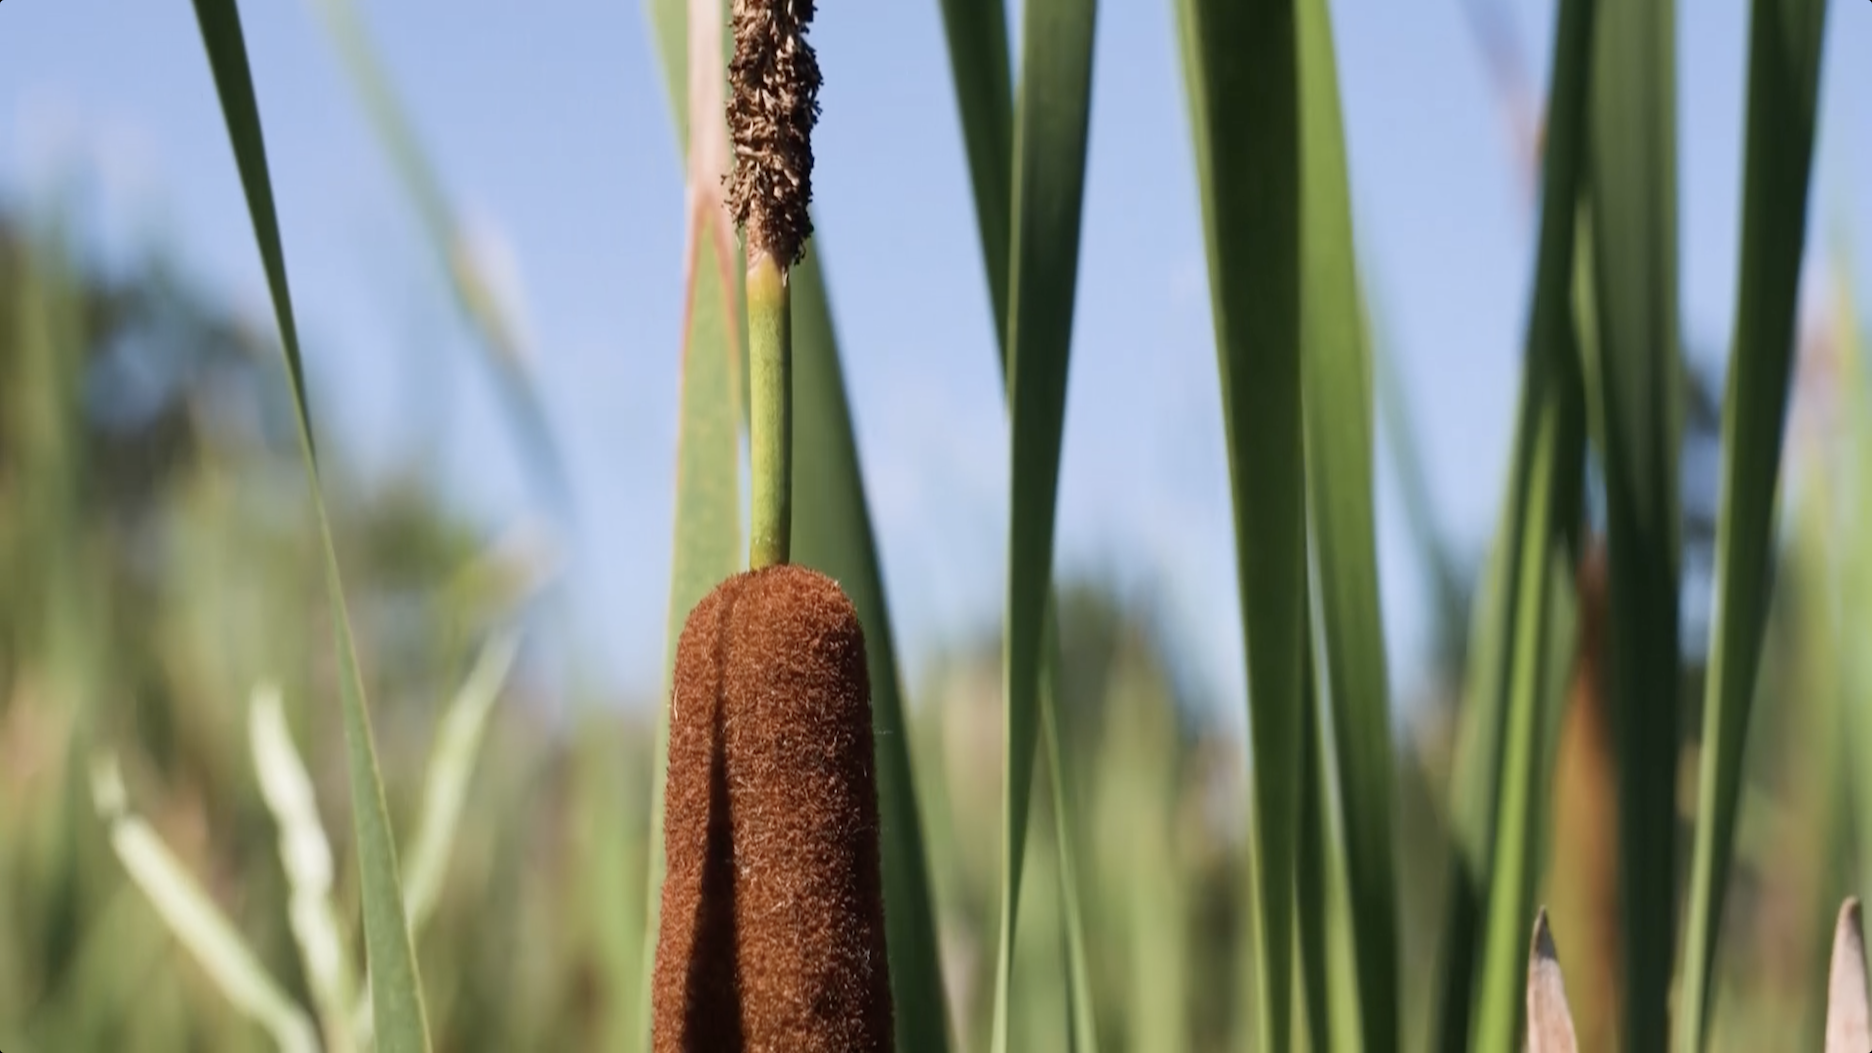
250;685;358;1053
90;755;321;1053
1827;898;1871;1053
1526;910;1579;1053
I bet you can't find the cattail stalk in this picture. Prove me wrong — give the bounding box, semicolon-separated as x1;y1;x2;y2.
727;0;818;569
652;2;894;1049
747;256;792;568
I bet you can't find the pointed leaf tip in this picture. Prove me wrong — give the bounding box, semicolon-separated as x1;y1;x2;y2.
1527;909;1578;1053
1827;897;1871;1053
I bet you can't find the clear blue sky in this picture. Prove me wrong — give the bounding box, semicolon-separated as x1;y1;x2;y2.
0;0;1866;724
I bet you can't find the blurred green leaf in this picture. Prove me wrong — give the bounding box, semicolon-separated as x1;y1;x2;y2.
1174;0;1306;1046
1295;0;1399;1044
1432;517;1507;1053
1677;0;1831;1047
987;0;1098;1049
402;631;521;930
250;684;358;1053
1832;241;1872;947
187;1;432;1047
790;245;951;1053
90;755;321;1053
1578;1;1682;1045
301;0;575;516
352;630;522;1045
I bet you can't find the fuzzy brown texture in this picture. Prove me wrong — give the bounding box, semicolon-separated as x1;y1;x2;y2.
725;0;820;265
651;563;894;1052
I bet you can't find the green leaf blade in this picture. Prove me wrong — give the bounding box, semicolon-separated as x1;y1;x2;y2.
1174;0;1307;1047
1579;1;1683;1047
1295;0;1400;1045
989;0;1099;1049
936;0;1015;346
1676;0;1831;1048
1466;0;1599;1044
187;1;433;1048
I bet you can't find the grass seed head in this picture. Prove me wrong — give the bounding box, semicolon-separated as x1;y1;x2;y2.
726;0;820;266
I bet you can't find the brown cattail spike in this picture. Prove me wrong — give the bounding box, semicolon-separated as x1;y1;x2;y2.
653;564;894;1052
726;0;820;265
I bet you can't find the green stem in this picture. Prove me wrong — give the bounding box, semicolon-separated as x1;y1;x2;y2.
748;251;793;569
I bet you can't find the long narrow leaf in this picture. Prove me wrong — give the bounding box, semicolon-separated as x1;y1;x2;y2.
1676;1;1830;1046
1174;0;1306;1046
791;247;951;1053
1467;0;1599;1044
1295;0;1399;1044
989;1;1098;1049
1578;2;1682;1046
1038;604;1099;1053
1431;492;1512;1053
934;3;1102;1049
936;0;1015;337
187;2;432;1047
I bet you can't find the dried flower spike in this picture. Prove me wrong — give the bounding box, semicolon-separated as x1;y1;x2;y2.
725;0;820;265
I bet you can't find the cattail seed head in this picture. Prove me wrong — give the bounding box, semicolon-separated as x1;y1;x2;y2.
653;563;894;1052
725;0;820;266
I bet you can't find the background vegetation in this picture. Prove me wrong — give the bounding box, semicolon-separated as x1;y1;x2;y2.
0;0;1864;1050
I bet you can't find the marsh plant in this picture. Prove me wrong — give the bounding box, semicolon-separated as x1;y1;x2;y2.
0;0;1864;1049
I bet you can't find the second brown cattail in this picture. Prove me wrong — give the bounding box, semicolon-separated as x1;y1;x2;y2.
651;564;895;1051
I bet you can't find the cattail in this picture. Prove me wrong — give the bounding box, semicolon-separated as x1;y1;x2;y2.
652;3;894;1047
652;565;895;1051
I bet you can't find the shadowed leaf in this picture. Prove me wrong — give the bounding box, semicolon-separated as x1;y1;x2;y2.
1297;0;1400;1043
1676;1;1831;1046
1173;0;1306;1046
1579;1;1682;1047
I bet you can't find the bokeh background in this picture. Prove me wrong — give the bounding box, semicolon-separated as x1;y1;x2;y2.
0;0;1867;1049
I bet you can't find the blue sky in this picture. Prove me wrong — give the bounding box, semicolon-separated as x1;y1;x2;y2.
0;0;1866;725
